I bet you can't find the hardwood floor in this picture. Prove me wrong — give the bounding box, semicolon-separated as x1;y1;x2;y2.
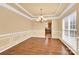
0;37;74;55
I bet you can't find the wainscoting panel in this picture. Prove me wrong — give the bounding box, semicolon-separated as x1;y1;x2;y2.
0;31;32;53
0;30;45;53
31;30;45;38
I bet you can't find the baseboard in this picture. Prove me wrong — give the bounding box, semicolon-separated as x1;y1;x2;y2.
0;36;31;53
52;36;60;39
1;31;77;54
0;30;45;53
0;36;45;53
59;38;78;55
32;36;45;38
0;36;78;54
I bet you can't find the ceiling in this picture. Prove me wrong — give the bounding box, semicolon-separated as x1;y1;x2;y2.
8;3;69;17
20;3;69;17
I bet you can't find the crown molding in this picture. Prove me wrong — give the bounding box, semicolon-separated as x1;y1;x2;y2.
14;3;62;20
14;3;76;20
15;3;33;17
58;3;76;18
52;3;62;17
0;3;76;20
0;3;32;20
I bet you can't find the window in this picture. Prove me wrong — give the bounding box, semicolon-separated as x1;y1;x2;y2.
69;12;76;37
62;11;77;51
63;11;76;38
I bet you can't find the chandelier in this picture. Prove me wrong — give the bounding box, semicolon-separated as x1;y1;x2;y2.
36;9;47;23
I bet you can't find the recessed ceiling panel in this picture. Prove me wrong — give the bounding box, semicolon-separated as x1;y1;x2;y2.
20;3;69;16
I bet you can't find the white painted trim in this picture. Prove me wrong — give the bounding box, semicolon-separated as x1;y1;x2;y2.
58;3;76;18
59;38;78;55
0;3;32;20
0;35;31;53
0;3;76;20
31;16;59;20
15;3;62;18
31;4;76;20
0;31;30;37
51;30;62;39
14;3;76;19
15;3;33;17
54;3;62;16
0;30;32;53
0;30;45;53
0;30;78;54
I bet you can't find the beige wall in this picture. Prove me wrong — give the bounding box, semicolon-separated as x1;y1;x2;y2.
31;21;45;30
31;20;45;37
0;7;32;35
52;19;62;38
0;7;46;52
0;6;45;37
76;5;79;37
0;7;33;52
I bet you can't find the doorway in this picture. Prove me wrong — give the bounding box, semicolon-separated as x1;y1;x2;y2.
45;21;52;39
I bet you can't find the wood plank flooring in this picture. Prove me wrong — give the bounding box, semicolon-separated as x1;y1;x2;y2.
0;37;74;55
